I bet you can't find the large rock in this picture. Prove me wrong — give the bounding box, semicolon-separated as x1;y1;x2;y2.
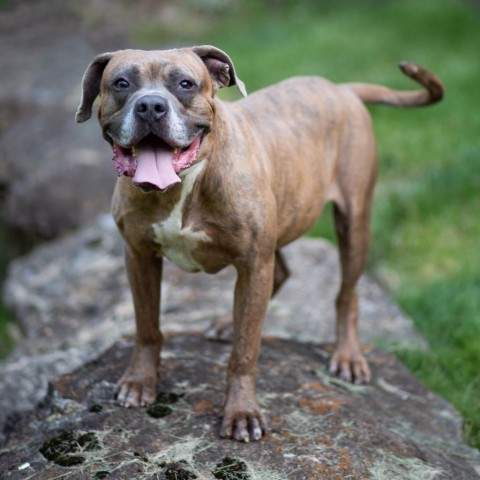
0;0;123;244
1;216;479;478
1;333;479;479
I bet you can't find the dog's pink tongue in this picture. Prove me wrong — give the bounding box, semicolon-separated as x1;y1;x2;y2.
133;142;181;191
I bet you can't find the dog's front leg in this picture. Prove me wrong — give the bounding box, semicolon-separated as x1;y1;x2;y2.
220;255;275;442
116;247;163;407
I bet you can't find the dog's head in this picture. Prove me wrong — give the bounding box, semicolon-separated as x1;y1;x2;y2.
76;46;246;192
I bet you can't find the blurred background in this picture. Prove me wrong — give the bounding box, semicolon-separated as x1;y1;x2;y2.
0;0;478;448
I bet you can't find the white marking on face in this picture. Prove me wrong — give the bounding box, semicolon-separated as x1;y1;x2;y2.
166;109;190;144
118;107;136;145
117;88;191;146
152;160;210;272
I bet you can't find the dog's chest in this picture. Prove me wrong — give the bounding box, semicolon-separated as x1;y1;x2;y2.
152;161;210;272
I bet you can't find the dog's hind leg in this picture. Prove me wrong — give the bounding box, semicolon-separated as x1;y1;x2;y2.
329;202;372;384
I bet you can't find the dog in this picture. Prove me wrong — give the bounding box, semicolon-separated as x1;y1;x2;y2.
76;45;443;442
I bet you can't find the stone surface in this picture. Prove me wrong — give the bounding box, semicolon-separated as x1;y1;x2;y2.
2;215;478;477
0;0;122;245
1;333;479;479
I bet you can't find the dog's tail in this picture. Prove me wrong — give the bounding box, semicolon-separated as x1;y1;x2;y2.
344;61;444;107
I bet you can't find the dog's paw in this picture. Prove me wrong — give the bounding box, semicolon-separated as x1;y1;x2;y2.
329;347;371;385
204;315;233;342
220;404;268;442
116;343;160;407
116;375;156;408
220;374;267;442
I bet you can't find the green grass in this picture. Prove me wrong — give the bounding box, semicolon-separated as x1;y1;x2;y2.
136;0;480;448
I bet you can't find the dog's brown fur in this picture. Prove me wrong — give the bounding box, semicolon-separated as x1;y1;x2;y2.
77;46;443;442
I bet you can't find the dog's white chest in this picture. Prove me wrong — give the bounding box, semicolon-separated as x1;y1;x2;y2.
152;161;210;272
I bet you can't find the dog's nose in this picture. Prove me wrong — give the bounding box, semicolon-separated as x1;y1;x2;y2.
134;95;168;122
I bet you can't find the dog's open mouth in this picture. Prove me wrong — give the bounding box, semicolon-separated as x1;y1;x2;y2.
112;134;202;192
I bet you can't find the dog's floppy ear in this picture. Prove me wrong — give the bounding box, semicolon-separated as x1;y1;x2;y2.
192;45;247;98
76;52;115;123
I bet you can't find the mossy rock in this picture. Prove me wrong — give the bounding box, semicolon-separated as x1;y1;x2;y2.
39;430;101;467
147;391;184;418
164;460;197;480
213;456;250;480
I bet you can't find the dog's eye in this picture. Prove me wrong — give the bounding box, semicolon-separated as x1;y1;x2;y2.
113;78;130;90
179;79;194;90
